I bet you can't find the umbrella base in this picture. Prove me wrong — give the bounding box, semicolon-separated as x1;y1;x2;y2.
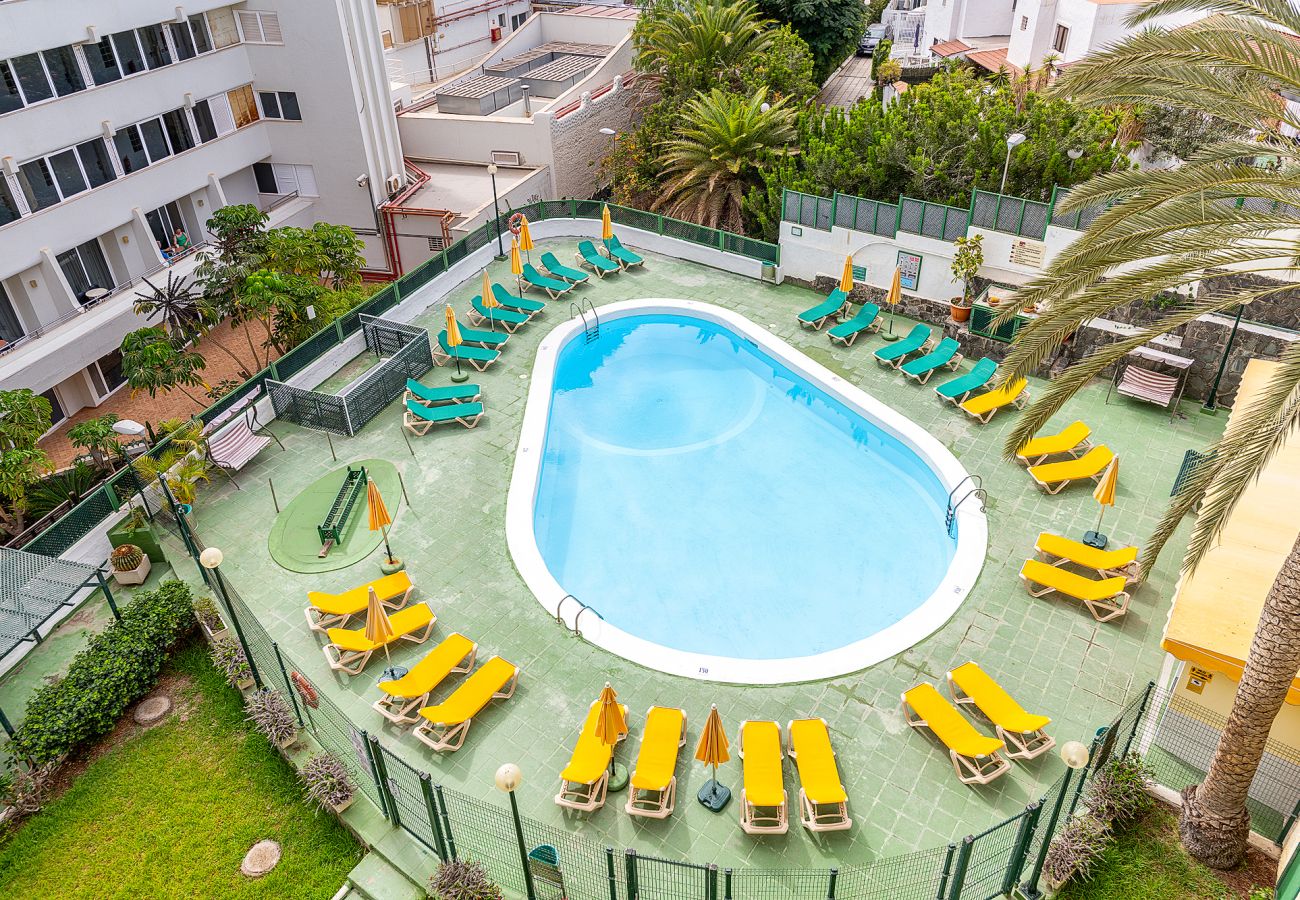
380;557;406;575
697;780;731;812
881;332;900;342
1082;530;1108;550
450;371;469;383
608;762;629;792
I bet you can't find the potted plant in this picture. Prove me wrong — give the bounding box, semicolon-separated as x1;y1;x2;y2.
193;596;227;642
210;637;254;691
107;503;166;563
109;543;151;585
245;689;298;751
428;860;504;900
1041;812;1109;895
949;234;984;323
300;752;356;815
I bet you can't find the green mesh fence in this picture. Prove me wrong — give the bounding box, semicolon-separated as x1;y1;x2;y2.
969;191;1049;240
833;193;899;238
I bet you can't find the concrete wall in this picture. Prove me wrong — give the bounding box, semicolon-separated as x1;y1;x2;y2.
959;0;1014;39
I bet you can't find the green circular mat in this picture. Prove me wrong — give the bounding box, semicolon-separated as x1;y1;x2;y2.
268;459;404;574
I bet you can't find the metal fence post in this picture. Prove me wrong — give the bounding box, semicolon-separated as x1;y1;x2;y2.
368;736;400;828
360;732;390;821
1121;681;1155;758
1281;796;1300;847
421;774;447;861
827;867;838;899
724;868;733;900
1002;801;1042;895
209;565;263;690
934;843;956;900
1065;735;1102;820
271;642;303;726
434;785;457;859
946;836;974;900
624;849;639;900
605;847;618;900
707;864;718;900
1021;771;1075;900
269;361;280;380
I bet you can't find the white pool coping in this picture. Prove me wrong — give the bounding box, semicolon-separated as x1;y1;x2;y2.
505;299;988;685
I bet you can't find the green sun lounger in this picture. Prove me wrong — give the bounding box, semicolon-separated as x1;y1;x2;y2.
935;358;997;406
576;240;621;278
522;264;574;300
403;398;484;434
873;324;932;368
405;379;481;405
798;289;848;330
453;322;509;349
604;235;644;268
470;295;530;332
436;331;499;372
901;338;964;385
828;302;881;346
492;283;545;314
540;252;590;285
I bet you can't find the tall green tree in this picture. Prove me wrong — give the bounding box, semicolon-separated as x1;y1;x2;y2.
991;0;1300;870
634;0;773;101
67;414;122;470
0;389;52;450
655;88;797;230
0;448;51;539
753;0;867;82
121;327;208;405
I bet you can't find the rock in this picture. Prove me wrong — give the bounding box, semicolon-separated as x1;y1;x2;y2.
240;840;281;878
133;695;172;726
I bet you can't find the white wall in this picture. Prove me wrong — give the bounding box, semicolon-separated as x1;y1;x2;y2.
959;0;1014;38
1007;0;1060;70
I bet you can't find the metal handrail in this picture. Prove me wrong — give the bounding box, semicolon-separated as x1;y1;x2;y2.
945;474;986;537
555;593;603;638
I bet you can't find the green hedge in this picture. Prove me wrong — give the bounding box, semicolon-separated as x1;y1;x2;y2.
11;580;197;765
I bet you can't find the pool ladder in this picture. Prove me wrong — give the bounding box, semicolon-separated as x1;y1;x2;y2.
571;299;600;343
945;475;987;537
556;594;604;638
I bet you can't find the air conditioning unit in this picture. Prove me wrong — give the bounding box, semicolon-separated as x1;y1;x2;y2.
385;174;404;195
490;150;522;166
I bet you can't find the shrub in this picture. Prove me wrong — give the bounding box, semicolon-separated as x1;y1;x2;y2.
428;860;503;900
300;752;355;810
11;580;196;765
209;637;250;687
1086;752;1154;827
245;689;297;746
1043;812;1110;888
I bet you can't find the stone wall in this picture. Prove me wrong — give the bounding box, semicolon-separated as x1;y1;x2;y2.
548;77;636;201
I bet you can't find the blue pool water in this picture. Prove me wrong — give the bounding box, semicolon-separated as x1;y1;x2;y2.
532;313;956;659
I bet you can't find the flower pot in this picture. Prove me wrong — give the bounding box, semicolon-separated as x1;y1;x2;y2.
276;732;299;751
329;796;355;815
107;521;166;563
201;620;229;644
236;676;255;692
949;300;972;323
112;555;152;586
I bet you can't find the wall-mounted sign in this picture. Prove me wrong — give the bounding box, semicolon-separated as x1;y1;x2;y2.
852;265;867;282
791;226;803;236
896;251;922;291
1009;238;1047;268
1186;666;1213;695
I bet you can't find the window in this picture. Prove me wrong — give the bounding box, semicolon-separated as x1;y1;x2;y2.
0;283;24;344
77;139;116;188
114;126;149;173
48;149;88;198
110;30;148;77
1020;15;1029;30
96;349;126;392
228;85;259;127
237;11;283;45
11;53;54;104
208;7;241;48
140;118;171;162
57;238;115;301
170;21;198;60
161;108;195;154
16;139;120;211
139;24;173;69
1052;24;1069;54
497;13;506;27
258;91;301;120
254;162;317;196
510;12;528;30
0;177;21;226
17;159;61;211
190;15;214;54
40;389;66;427
85;36;122;84
253;162;278;194
146;201;188;249
192;99;219;142
42;46;85;96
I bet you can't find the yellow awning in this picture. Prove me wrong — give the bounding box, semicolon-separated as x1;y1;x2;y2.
1161;358;1300;704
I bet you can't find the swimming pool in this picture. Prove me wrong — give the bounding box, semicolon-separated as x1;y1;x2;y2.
507;300;985;683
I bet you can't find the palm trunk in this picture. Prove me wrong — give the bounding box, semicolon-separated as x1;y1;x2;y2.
1179;532;1300;868
196;330;255;379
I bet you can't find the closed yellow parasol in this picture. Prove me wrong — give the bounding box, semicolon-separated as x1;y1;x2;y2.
839;254;854;293
1086;456;1120;547
883;266;903;338
601;204;614;241
518;215;535;262
480;269;500;330
366;477;396;566
510;237;523;295
595;682;630;790
445;304;467;382
695;703;732;811
364;585;396;669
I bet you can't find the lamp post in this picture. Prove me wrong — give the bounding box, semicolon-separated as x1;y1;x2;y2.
199;547;263;690
488;163;506;261
1066;147;1083;176
1203;303;1245;414
1001;132;1027;194
495;763;537;900
599;127;618;199
1020;740;1091;899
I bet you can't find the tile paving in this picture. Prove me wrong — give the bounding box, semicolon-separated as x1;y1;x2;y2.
181;237;1223;870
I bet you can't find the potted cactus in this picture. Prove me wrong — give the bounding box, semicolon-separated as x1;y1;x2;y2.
109;543;151;585
300;752;356;815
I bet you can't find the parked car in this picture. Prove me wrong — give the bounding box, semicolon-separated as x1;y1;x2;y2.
856;23;888;56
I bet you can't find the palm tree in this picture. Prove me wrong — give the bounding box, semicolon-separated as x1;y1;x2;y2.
634;0;772;100
135;273;255;377
992;0;1300;869
654;88;796;230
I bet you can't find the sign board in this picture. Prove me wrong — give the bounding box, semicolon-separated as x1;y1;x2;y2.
1009;238;1046;268
350;725;370;772
852;264;867;282
1186;666;1214;694
896;251;922;291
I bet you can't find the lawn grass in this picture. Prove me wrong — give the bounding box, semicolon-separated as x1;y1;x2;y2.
0;641;362;898
1058;805;1238;900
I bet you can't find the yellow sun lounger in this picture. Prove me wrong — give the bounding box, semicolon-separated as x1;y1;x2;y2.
413;656;520;751
960;379;1028;424
1028;445;1115;494
556;700;631;812
626;706;687;819
372;633;477;726
321;603;436;675
1020;558;1130;622
304;571;414;632
947;663;1054;760
1016;421;1092;466
787;718;851;832
1035;532;1141;582
901;683;1010;785
740;720;788;834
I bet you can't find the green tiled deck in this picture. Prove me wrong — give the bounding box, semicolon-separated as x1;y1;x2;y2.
189;237;1222;870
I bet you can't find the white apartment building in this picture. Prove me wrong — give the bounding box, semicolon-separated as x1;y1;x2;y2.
912;0;1205;74
0;0;404;425
376;0;533;93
